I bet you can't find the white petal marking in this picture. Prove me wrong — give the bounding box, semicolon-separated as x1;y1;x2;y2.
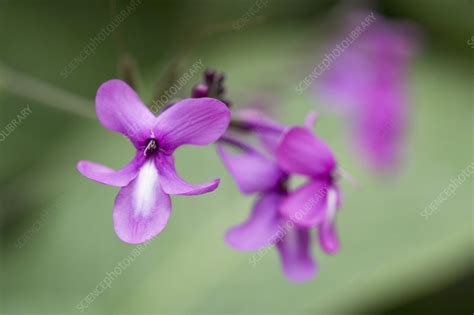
325;188;338;224
133;160;159;217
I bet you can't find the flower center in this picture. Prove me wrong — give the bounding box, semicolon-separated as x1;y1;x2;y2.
144;139;158;156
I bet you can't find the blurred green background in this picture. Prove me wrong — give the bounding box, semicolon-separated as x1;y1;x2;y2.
0;0;472;314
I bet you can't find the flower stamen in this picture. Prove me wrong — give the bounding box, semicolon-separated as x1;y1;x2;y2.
144;139;158;156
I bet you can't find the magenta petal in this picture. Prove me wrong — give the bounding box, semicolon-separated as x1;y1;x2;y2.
317;48;373;111
95;80;155;145
355;86;406;170
280;180;330;227
318;221;340;255
154;98;231;152
258;129;283;155
225;193;282;251
217;143;283;194
156;154;219;196
113;160;171;244
276;227;317;283
76;154;145;187
276;127;336;177
316;12;416;171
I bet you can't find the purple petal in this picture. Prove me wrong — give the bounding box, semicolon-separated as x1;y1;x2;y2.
279;180;331;227
225;192;282;251
217;141;283;194
318;221;339;255
276;227;317;283
76;154;145;187
355;86;406;170
113;160;171;244
317;187;340;254
316;12;417;171
317;47;374;111
156;154;219;196
257;129;283;154
276;127;336;177
95;80;155;146
317;12;417;112
154;98;231;152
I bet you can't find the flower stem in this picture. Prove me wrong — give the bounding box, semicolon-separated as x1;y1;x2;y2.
218;134;256;152
0;62;95;119
228;119;284;134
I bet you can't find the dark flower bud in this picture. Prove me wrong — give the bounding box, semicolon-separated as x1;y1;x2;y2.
204;69;216;84
216;73;225;85
192;83;209;98
216;85;225;96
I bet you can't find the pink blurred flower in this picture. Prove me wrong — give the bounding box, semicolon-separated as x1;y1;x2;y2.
318;11;418;171
218;110;342;282
276;116;342;255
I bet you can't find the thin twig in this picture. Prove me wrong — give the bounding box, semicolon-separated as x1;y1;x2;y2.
0;63;95;119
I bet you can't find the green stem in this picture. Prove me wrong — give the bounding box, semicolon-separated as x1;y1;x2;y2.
0;62;95;119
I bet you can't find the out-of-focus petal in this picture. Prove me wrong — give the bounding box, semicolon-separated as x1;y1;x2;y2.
225;192;282;251
95;80;155;146
156;154;219;196
304;112;318;129
154;98;230;152
257;129;283;154
276;127;336;177
280;180;331;227
76;154;145;187
317;188;340;254
317;48;374;111
276;227;317;283
317;11;418;112
317;11;417;172
113;160;171;244
355;85;406;170
318;221;339;255
217;141;283;194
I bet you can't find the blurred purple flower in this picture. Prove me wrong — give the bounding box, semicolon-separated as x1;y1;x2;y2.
218;111;342;282
318;11;418;171
276;114;342;254
77;79;230;244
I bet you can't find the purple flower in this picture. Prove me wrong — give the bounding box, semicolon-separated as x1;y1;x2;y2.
218;111;342;282
276;115;342;254
317;11;418;171
77;80;231;244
